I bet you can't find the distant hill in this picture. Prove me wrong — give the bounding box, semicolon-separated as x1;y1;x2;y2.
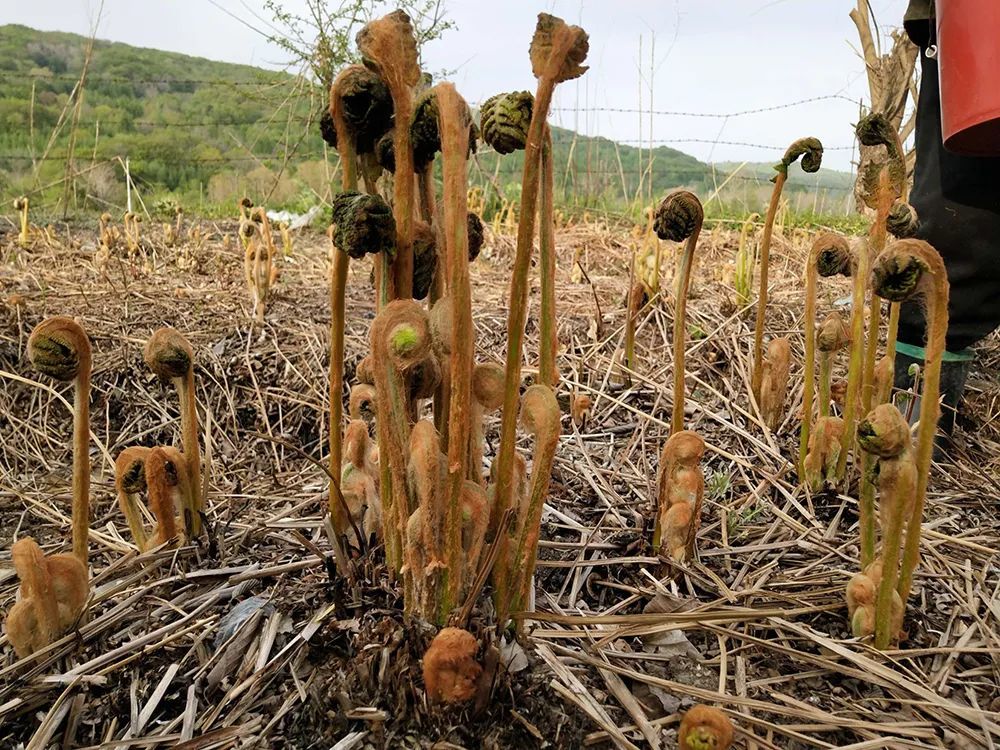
0;25;856;218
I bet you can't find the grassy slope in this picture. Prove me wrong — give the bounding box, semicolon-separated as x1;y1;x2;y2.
0;25;855;220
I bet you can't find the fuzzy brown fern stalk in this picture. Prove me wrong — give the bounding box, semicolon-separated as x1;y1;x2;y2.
679;704;735;750
751;137;823;406
144;446;189;549
855;403;916;648
654;430;705;564
799;232;852;474
538;123;559;386
803;415;845;493
489;13;586;624
623;280;647;379
144;328;203;538
870;239;949;610
5;537;88;659
29;317;92;565
759;337;792;431
652;190;704;435
356;11;421;299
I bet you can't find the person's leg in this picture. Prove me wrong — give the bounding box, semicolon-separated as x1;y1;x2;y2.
894;48;1000;433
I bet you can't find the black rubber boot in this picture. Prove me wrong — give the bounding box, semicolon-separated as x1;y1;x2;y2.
892;349;971;454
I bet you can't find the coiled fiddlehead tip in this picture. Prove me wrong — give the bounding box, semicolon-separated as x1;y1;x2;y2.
355;355;375;385
775;137;823;179
813;232;853;278
653;190;704;242
373;300;432;371
467;212;485;261
816;311;851;353
857;403;911;458
530;13;590;83
115;446;151;494
887;201;919;239
318;110;338;148
28;316;91;381
239;197;253;210
14;196;27;211
355;11;421;89
679;705;735;750
856;113;896;150
331;64;393;153
412;220;438;300
480;91;534;155
331;191;396;260
472;362;505;410
144;327;193;380
871;240;932;302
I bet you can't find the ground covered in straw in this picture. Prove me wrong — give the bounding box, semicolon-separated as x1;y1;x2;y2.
1;216;998;749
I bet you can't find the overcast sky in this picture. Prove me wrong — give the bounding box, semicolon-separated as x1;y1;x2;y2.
3;0;912;172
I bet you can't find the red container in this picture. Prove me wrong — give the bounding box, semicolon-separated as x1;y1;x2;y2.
936;0;1000;155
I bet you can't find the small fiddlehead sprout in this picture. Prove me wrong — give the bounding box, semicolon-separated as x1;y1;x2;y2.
759;337;792;431
115;446;152;550
144;327;203;537
679;704;735;750
654;430;705;566
480;91;534;154
857;403;916;648
870;239;948;608
422;627;482;704
341;419;382;552
5;537;87;658
751;137;823;405
330;191;396;261
799;232;852;475
653;190;704;434
501;384;561;620
29;316;92;566
14;196;30;246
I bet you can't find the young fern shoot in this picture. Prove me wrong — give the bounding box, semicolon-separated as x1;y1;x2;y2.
870;239;949;606
799;232;852;474
144;327;203;537
28;316;92;565
652;190;703;435
751;137;823;405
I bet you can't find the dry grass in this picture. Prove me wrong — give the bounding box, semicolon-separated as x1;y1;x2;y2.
1;215;998;749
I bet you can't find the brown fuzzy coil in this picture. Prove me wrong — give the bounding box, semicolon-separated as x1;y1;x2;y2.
330;191;396;260
330;64;393;153
143;327;192;381
775;137;823;180
814;232;853;278
653;190;704;242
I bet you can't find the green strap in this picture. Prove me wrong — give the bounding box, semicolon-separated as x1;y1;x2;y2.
895;341;975;363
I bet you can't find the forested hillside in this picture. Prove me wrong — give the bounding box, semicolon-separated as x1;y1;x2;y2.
0;25;854;218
